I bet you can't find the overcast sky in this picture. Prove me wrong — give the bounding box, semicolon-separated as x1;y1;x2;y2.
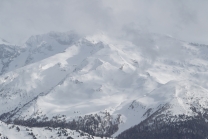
0;0;208;45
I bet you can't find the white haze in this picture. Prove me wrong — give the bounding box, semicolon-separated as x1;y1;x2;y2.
0;0;208;45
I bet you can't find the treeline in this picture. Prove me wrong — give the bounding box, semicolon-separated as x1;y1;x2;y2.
4;112;120;137
117;114;208;139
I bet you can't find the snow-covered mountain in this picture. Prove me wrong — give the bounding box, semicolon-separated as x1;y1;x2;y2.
1;31;208;138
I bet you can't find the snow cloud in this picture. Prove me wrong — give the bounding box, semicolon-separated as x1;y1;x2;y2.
0;0;208;44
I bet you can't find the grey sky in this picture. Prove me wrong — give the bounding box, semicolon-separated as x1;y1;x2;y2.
0;0;208;44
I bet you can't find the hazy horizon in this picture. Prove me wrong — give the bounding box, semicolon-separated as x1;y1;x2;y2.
1;0;208;45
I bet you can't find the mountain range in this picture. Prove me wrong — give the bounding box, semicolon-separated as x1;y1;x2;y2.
1;31;208;139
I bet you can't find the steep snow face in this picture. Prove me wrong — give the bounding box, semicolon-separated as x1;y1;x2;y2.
24;31;81;65
1;31;208;137
0;44;22;75
0;32;81;75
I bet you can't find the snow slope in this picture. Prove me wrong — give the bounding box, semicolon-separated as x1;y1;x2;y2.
1;31;208;138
